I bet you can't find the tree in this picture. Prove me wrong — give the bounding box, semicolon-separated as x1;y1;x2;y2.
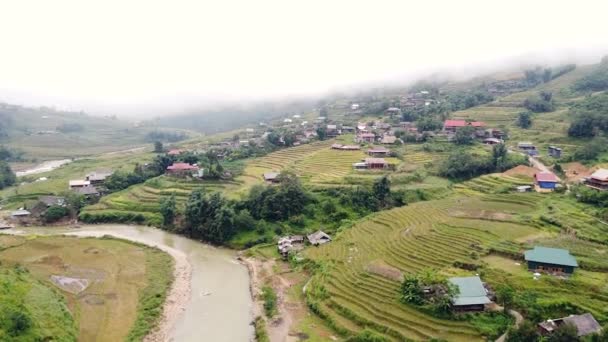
160;194;177;227
548;322;580;342
517;111;533;129
0;161;16;189
184;190;204;237
316;126;327;140
153;141;163;153
373;176;391;207
495;284;515;309
454;126;476;145
492;143;509;170
43;206;69;223
400;274;424;305
506;320;540;342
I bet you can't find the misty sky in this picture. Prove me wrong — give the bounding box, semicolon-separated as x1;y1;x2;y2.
1;0;608;116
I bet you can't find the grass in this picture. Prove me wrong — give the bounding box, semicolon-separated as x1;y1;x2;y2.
0;234;173;341
0;263;78;341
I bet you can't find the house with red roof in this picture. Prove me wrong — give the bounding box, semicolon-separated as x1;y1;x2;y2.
443;120;485;133
167;149;183;156
535;171;559;190
166;163;200;177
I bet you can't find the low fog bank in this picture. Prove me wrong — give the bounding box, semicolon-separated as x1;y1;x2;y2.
1;47;607;120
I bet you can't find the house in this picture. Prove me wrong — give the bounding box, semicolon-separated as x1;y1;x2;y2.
356;123;368;132
167;149;183;156
357;133;376;143
352;162;368;170
548;146;562;158
485;128;505;139
535;172;559;190
263;172;280;183
518;142;536;151
364;158;388;169
448;276;491;312
307;231;331;246
538;313;602;337
443;120;485;133
86;170;113;185
69;180;91;189
351;103;360;110
73;185;100;197
515;185;532;193
585;169;608;191
524;246;578;275
483;138;503;145
340;145;361;151
331;143;343;150
385;107;401;116
326;125;339;137
367;147;390;157
277;235;305;257
375;122;392;131
381;136;398;144
11;209;31;218
341;126;355;133
166;163;200;176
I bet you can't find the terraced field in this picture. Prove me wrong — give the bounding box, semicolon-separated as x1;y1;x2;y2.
81;176;242;225
296;148;367;187
303;193;608;340
453;173;533;195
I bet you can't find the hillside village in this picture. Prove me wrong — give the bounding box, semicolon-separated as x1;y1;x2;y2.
2;59;608;341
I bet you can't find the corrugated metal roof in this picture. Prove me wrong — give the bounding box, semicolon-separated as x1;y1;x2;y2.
449;276;491;306
591;168;608;182
524;246;578;267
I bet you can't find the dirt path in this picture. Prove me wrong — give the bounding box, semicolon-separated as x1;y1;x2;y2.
144;246;192;342
241;256;301;342
495;309;524;342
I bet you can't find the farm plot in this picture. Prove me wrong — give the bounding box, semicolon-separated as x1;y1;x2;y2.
296;148;367;187
453;173;533;195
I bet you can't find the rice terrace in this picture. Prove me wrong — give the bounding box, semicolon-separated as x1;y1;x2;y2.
2;5;608;342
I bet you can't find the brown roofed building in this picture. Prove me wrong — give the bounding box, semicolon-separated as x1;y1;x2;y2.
539;313;602;337
586;169;608;191
367;146;390;157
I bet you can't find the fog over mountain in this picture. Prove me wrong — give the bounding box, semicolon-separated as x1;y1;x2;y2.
1;0;607;116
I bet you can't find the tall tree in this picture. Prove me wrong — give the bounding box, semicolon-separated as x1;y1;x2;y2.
373;176;391;207
517;111;533;129
153;141;163;153
160;194;177;227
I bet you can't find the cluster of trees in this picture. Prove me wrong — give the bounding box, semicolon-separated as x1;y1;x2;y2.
571;138;608;161
145;130;187;143
568;93;608;138
524;64;576;86
0;146;23;162
0;161;16;190
56;122;84;133
245;173;309;221
399;269;456;315
574;57;608;92
516;111;533;129
181;190;237;243
524;91;555;113
439;144;526;180
447;90;495;111
454;126;476;145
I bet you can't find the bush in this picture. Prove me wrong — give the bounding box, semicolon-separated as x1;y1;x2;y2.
43;206;69;223
261;286;277;318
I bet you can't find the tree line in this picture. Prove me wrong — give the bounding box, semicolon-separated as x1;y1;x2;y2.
439;144;527;180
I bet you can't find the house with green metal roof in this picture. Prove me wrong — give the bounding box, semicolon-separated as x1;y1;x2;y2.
524;246;578;275
448;276;491;311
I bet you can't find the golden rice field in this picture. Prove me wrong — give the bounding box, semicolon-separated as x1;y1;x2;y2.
303;193;608;341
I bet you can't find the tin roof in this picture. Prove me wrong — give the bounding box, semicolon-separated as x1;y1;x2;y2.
524;246;578;267
448;276;491;306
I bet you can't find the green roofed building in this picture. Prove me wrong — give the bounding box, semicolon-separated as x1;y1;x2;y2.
448;276;491;311
524;246;578;275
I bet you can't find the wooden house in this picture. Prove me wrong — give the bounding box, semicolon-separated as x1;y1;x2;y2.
307;231;331;246
367;147;390;157
448;276;491;312
263;172;280;183
585;169;608;191
166;163;200;177
443;120;485;133
364;158;388;169
539;313;602;337
524;246;578;275
357;133;375;143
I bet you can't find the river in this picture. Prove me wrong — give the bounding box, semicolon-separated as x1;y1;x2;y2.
15;159;72;177
2;224;254;342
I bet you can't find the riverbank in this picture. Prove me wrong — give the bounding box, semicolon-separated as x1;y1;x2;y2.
143;243;192;342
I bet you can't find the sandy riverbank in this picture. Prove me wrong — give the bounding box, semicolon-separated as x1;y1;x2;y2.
144;245;192;342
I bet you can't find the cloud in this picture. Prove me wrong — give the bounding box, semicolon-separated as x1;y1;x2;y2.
0;0;607;115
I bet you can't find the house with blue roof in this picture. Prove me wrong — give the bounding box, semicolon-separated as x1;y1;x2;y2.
448;276;492;311
524;246;578;275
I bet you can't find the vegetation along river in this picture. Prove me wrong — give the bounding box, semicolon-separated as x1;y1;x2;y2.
2;224;254;342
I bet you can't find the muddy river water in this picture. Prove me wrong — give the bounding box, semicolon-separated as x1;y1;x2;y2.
3;224;254;342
